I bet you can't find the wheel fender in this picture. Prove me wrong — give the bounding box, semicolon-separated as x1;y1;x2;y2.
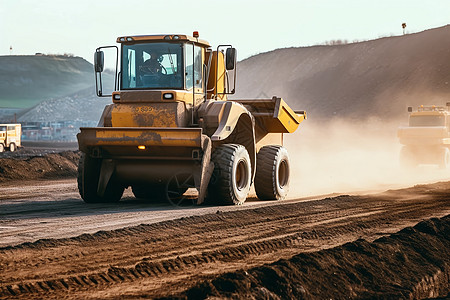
204;101;256;180
208;101;252;142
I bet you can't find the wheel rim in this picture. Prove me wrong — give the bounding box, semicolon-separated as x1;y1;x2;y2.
166;173;196;207
278;160;289;188
235;159;248;191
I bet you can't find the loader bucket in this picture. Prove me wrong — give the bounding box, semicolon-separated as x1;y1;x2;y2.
232;97;306;134
77;127;214;204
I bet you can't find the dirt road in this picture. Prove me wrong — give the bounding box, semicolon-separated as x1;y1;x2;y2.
1;179;449;299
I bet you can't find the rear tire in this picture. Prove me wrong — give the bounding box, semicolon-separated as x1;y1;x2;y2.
0;143;4;153
255;146;290;200
208;144;251;205
77;153;124;203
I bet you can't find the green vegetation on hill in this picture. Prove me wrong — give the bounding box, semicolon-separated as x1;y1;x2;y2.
0;55;94;108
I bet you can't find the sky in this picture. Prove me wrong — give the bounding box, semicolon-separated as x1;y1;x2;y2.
0;0;449;64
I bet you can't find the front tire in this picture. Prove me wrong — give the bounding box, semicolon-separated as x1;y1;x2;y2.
208;144;251;205
77;153;124;203
255;146;290;200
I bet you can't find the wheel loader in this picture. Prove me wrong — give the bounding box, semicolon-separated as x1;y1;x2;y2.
398;104;450;168
77;32;306;205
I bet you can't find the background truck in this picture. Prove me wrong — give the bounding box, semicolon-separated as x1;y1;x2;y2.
397;104;450;168
0;123;21;153
77;32;306;205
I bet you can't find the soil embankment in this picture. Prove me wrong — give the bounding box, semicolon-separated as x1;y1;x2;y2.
1;178;449;299
180;216;450;299
0;149;79;182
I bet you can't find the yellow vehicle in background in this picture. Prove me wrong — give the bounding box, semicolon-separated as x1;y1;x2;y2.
398;104;450;168
0;124;21;153
77;32;306;205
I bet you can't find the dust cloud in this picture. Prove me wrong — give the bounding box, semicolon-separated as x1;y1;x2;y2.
285;118;450;198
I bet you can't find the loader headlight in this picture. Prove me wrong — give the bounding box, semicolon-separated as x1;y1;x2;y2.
138;145;146;150
163;93;174;100
113;94;121;100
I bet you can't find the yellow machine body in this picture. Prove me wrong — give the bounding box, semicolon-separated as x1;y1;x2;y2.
77;33;306;205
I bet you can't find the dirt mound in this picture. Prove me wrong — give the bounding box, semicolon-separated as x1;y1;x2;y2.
234;25;450;121
0;150;80;182
179;215;450;299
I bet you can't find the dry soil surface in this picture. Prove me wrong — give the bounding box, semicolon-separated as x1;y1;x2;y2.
0;173;449;299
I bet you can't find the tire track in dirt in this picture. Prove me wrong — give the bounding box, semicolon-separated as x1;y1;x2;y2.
176;216;450;299
1;182;449;298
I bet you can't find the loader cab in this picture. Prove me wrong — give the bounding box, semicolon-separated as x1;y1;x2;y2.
408;106;448;127
120;42;203;91
94;34;237;101
409;114;446;127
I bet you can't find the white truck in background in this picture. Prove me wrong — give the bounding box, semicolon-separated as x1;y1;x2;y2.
397;104;450;168
0;124;21;152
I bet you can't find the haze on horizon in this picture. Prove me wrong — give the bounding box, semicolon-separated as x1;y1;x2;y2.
0;0;449;63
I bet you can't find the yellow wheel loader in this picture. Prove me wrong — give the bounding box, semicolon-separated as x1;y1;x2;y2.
77;32;306;205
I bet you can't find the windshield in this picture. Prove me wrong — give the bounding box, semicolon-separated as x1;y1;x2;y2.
409;115;445;126
121;42;183;89
0;126;5;131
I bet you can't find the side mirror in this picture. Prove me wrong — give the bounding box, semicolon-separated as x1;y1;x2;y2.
94;50;104;73
407;107;412;112
225;48;236;70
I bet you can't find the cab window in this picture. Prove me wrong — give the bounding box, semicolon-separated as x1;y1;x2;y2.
185;44;203;90
121;42;183;89
409;115;445;126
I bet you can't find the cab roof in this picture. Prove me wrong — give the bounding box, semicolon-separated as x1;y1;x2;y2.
116;34;211;48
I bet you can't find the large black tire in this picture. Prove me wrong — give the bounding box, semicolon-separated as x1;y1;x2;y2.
77;153;124;203
255;146;290;200
0;143;4;153
208;144;251;205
